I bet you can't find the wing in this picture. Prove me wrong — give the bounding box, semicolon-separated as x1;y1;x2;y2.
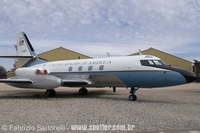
61;79;91;86
60;74;126;87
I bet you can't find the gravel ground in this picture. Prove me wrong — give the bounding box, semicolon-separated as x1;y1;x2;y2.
0;83;200;133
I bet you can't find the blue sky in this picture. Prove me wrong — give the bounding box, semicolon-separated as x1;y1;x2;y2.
0;0;200;70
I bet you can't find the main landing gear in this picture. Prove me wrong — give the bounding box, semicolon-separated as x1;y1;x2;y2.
79;87;88;95
45;87;139;101
45;87;88;97
129;87;139;101
113;87;116;92
46;89;56;97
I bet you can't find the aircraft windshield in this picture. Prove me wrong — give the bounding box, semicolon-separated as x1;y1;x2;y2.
140;60;167;66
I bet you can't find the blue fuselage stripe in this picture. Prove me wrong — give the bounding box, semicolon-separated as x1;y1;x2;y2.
50;70;187;88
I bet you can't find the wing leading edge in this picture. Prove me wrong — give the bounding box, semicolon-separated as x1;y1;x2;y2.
61;79;91;86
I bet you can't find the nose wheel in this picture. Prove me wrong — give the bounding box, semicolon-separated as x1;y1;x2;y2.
129;95;137;101
129;87;139;101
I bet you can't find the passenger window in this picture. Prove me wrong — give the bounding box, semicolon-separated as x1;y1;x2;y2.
99;65;104;70
69;67;73;71
78;66;83;71
88;66;93;71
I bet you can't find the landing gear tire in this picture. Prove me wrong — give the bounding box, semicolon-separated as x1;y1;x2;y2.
79;87;88;95
46;89;56;97
129;95;137;101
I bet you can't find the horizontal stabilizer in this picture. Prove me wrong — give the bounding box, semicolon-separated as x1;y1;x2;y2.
0;56;34;59
0;79;33;84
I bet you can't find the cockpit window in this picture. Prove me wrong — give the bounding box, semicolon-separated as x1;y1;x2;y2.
140;60;167;66
148;60;155;65
153;60;163;65
158;60;167;65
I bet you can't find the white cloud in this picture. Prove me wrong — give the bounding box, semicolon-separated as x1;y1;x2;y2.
0;0;200;70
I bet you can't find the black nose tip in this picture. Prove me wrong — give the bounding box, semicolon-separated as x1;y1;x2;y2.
164;66;198;83
183;72;198;83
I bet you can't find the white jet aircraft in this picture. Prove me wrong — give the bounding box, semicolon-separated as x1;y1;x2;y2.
0;32;198;101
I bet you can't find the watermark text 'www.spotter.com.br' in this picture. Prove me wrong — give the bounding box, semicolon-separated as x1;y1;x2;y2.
1;124;135;131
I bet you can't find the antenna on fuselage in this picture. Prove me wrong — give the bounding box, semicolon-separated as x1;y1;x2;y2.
139;49;143;55
106;52;110;57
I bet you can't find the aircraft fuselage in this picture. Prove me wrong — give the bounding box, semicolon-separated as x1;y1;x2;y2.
26;55;197;88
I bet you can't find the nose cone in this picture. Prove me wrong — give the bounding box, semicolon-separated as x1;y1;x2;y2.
168;67;198;83
182;72;198;83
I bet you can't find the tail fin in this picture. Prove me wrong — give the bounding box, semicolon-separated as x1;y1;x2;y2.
15;32;36;67
0;32;44;68
16;32;37;57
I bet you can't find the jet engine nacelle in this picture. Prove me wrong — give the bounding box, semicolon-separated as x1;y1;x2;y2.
15;68;49;76
8;75;61;89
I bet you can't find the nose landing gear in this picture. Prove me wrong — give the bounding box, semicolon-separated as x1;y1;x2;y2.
129;87;139;101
